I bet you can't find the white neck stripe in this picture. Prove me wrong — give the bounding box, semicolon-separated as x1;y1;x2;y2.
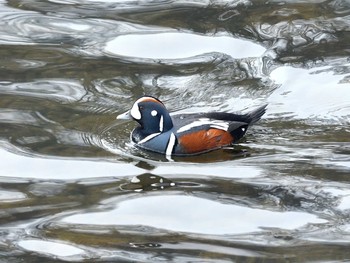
159;115;164;132
138;132;161;144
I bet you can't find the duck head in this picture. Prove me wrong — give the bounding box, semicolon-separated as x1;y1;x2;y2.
117;96;173;135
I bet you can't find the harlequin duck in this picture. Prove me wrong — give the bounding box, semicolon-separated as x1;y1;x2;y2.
117;96;267;157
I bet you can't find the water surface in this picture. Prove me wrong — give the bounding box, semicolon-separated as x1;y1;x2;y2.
0;0;350;262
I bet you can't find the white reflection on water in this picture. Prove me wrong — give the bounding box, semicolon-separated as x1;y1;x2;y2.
49;21;91;31
17;239;85;257
268;63;350;122
0;190;26;202
63;195;327;235
105;32;265;59
153;165;262;178
0;144;144;180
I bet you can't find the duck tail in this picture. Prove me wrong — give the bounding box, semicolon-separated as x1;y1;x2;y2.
246;104;267;125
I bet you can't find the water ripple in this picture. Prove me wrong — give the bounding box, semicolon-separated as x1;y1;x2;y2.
0;11;151;46
0;79;86;103
0;0;350;261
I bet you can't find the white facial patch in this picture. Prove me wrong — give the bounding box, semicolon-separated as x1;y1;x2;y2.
177;118;229;133
130;102;141;120
151;110;158;116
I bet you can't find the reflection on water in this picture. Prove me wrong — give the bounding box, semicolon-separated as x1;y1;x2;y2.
105;32;265;59
63;194;327;234
18;239;85;258
269;62;350;121
0;0;350;262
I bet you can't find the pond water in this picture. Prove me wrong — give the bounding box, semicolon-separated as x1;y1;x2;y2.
1;0;350;262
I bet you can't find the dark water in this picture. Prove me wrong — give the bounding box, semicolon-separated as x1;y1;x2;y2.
1;0;350;262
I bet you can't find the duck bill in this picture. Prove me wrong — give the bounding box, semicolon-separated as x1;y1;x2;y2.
117;110;132;120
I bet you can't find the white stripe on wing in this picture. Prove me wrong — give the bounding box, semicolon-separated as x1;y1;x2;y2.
176;118;229;133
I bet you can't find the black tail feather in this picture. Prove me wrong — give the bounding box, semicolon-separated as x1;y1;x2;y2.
246;104;267;125
202;104;267;125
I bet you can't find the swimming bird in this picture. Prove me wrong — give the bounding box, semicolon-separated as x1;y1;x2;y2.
117;96;267;157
